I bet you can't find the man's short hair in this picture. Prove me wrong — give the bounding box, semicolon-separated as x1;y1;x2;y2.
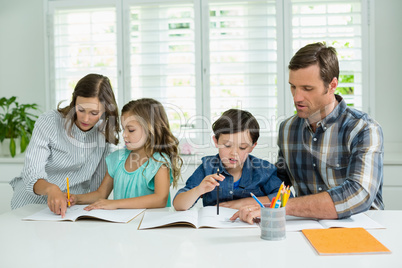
212;109;260;144
288;42;339;88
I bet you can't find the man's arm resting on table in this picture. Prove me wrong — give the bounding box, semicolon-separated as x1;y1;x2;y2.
230;191;338;224
286;191;337;219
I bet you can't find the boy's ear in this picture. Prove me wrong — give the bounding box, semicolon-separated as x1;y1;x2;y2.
250;142;257;152
213;135;219;147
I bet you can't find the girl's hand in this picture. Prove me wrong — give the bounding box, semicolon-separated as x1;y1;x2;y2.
47;186;68;217
84;199;116;211
64;193;78;206
197;173;225;195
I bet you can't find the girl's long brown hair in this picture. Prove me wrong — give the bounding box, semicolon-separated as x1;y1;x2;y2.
122;98;182;187
57;74;120;145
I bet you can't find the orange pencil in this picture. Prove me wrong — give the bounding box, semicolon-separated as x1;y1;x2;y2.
273;182;284;208
66;177;71;207
269;197;276;208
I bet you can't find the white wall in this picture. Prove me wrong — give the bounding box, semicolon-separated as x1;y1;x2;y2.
0;0;400;149
374;0;402;149
0;0;46;110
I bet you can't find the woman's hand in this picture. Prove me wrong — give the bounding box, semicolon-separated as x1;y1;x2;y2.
47;185;69;217
84;199;116;211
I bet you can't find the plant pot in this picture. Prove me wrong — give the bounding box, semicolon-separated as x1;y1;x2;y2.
0;138;21;157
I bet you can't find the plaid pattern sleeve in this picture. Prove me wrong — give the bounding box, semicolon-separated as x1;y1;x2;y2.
277;95;384;219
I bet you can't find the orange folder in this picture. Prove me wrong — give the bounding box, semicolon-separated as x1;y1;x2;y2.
302;227;391;255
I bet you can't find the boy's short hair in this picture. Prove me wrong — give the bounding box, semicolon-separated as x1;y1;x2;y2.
212;109;260;144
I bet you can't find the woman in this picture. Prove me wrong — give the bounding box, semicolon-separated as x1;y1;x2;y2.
10;74;120;217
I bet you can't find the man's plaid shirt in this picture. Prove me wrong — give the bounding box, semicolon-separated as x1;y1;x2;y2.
277;95;384;218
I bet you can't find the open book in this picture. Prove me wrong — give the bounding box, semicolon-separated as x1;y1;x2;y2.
23;205;145;223
285;213;385;232
139;206;258;229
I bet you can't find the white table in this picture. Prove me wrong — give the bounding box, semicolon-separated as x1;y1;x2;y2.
0;205;401;268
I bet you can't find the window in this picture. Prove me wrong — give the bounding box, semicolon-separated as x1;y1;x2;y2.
48;4;119;107
290;0;364;110
46;0;370;153
127;1;197;136
208;1;278;144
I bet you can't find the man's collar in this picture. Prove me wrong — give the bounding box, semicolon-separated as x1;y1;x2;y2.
303;94;347;132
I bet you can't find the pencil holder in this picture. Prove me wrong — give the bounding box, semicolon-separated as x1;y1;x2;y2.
260;207;286;241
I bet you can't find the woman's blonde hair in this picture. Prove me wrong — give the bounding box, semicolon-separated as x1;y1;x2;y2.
121;98;182;188
57;74;120;145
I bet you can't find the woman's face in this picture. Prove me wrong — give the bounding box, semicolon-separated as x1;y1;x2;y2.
74;96;104;132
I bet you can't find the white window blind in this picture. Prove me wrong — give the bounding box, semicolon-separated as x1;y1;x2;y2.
208;0;278;137
50;6;118;106
127;1;197;134
290;0;363;110
46;0;369;150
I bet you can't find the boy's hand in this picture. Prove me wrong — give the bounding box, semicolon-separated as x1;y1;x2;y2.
220;199;248;210
197;173;225;195
84;199;116;211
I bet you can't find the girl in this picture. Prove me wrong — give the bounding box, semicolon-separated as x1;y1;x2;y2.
10;73;120;217
70;98;182;209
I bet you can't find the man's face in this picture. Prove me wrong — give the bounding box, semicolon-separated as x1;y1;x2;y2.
289;64;337;123
213;131;256;173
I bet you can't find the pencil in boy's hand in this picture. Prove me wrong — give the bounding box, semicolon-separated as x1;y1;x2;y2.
216;168;220;215
66;177;71;207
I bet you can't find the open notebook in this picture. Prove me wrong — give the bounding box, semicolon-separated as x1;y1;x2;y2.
285;213;385;232
23;205;145;223
139;206;258;229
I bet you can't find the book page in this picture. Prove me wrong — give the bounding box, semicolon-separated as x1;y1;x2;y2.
318;213;385;229
139;209;199;229
23;205;145;223
285;216;324;232
23;205;85;222
197;206;258;229
75;206;145;223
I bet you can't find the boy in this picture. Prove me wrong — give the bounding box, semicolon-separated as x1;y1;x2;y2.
173;109;282;211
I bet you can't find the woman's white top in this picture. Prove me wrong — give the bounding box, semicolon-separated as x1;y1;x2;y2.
10;110;113;209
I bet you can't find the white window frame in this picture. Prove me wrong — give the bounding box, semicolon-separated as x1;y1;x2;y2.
44;0;374;159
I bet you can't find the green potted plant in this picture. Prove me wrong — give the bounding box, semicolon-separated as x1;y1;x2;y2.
0;96;39;157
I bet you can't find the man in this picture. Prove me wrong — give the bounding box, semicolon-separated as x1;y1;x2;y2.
231;42;384;223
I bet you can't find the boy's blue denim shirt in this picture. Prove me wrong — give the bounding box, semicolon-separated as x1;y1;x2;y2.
174;154;283;207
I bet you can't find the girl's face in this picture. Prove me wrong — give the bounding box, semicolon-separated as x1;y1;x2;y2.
121;113;148;151
75;96;104;132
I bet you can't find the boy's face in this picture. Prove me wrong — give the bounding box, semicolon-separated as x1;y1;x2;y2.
213;131;256;172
